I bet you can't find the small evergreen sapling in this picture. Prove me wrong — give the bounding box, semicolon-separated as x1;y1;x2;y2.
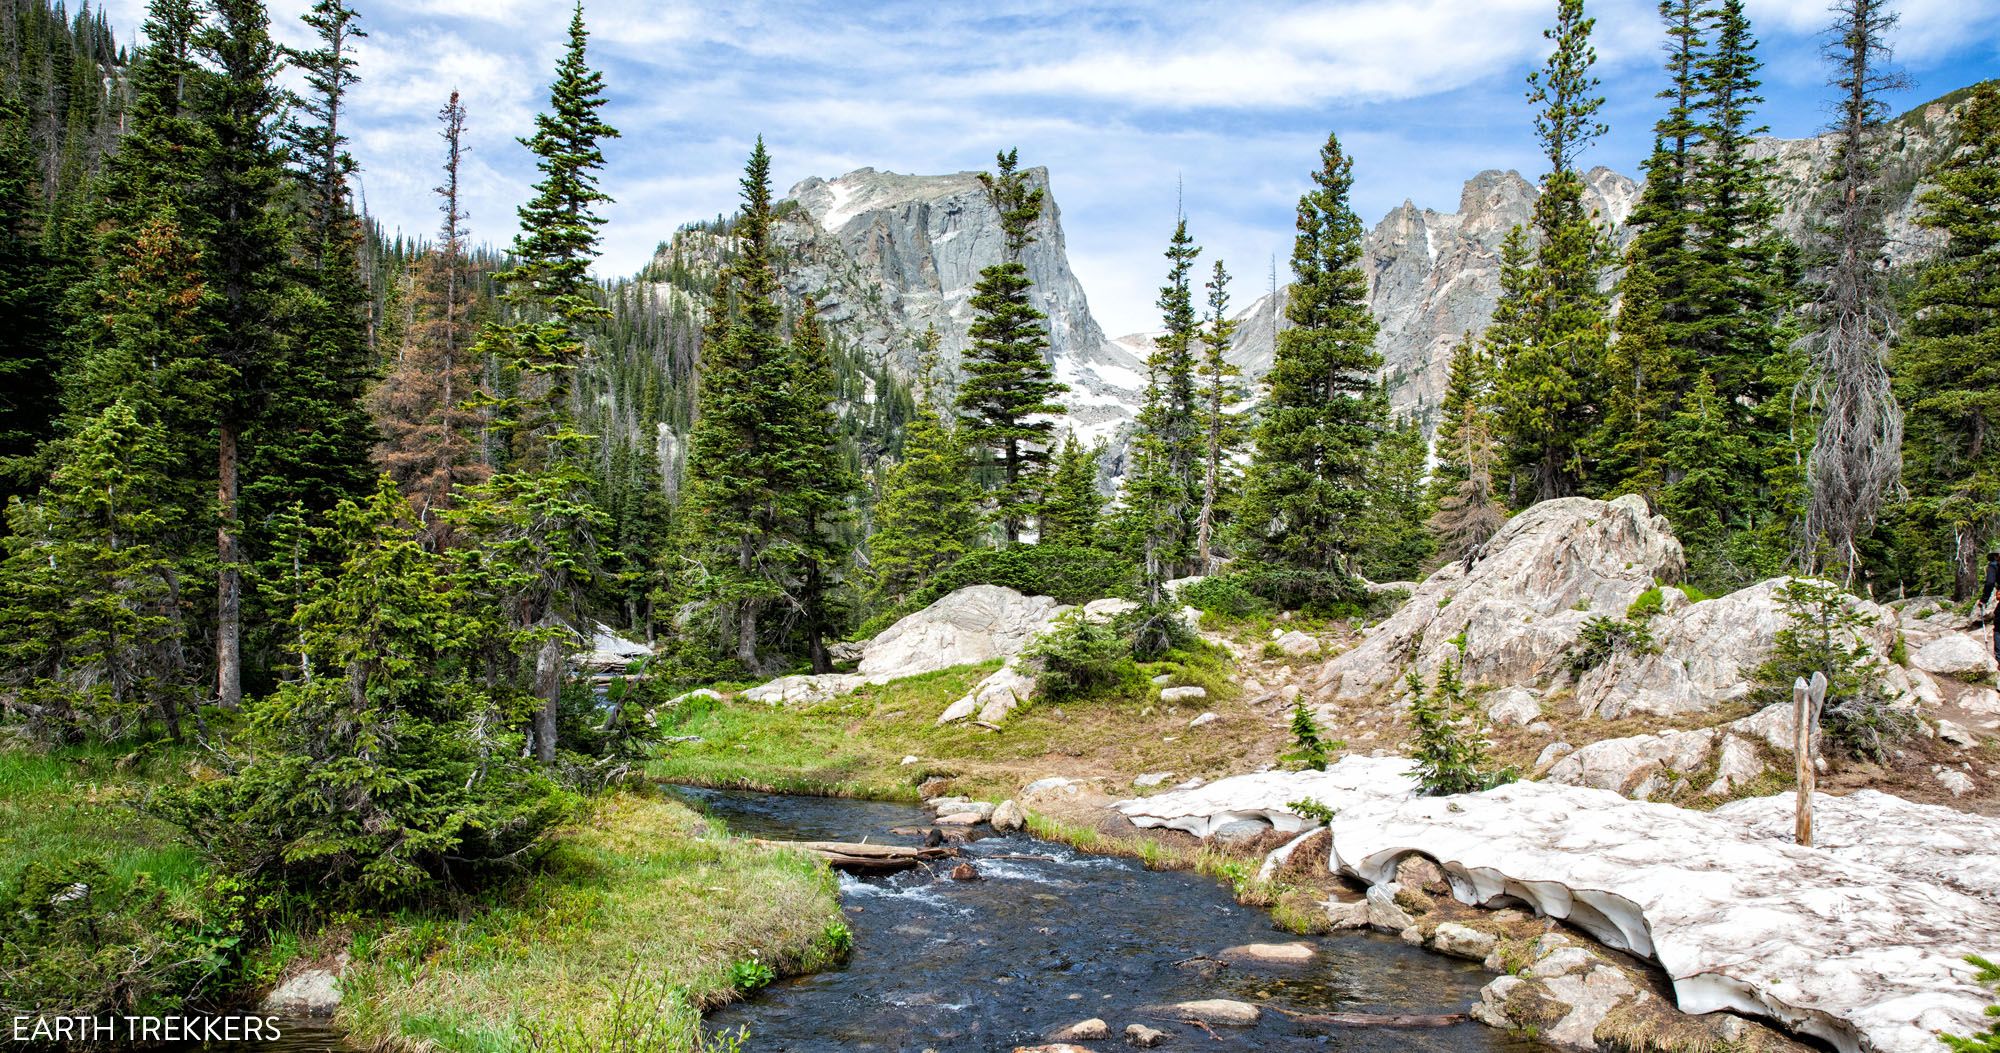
1281;700;1337;771
1406;656;1515;796
1943;954;2000;1052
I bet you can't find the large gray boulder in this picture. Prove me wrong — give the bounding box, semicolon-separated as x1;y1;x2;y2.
1314;495;1683;700
861;585;1067;679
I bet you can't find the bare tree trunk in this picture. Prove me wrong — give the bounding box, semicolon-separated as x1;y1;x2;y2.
217;422;243;710
533;629;562;764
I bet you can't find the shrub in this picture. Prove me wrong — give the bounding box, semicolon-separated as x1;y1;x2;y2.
1234;565;1366;615
1023;611;1140;704
1406;656;1516;796
912;545;1138;607
1751;577;1916;762
1287;796;1336;824
1175;575;1270;618
1567;615;1657;675
1117;601;1195;662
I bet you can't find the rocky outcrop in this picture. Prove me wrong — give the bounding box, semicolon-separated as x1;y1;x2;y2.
1312;495;1682;701
1116;759;2000;1053
1543;702;1796;799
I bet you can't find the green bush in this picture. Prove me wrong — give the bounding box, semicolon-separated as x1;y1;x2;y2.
1234;565;1366;615
1117;601;1195;662
1406;656;1516;796
1750;578;1917;762
1023;611;1143;704
1567;615;1657;674
912;545;1139;608
1175;575;1271;618
0;857;259;1016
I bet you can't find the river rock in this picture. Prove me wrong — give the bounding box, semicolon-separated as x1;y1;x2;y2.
1157;999;1259;1026
1315;495;1682;700
991;799;1025;833
1160;686;1207;703
261;968;341;1016
1218;941;1314;965
1470;975;1523;1028
935;799;993;820
950;862;981;881
936;812;984;826
1050;1018;1109;1041
1123;1023;1169;1047
1543;966;1643;1049
1429;922;1498;961
1364;882;1415;932
1324;897;1371;929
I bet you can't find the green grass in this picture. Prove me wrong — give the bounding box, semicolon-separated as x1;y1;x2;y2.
0;743;207;910
339;790;847;1052
647;648;1253;803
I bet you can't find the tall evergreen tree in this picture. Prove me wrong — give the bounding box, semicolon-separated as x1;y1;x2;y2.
1894;81;2000;597
1797;0;1905;577
1429;332;1488;505
1493;0;1612;503
1240;131;1384;584
1195;259;1244;572
194;0;296;709
774;300;860;672
678;139;794;671
954;149;1066;544
1594;254;1673;502
1354;416;1436;581
870;328;981;604
1661;371;1757;581
1623;0;1704;320
1130;217;1203;578
0;87;60;499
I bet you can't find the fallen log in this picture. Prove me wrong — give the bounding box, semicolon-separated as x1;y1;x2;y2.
1270;1006;1467;1028
752;838;955;873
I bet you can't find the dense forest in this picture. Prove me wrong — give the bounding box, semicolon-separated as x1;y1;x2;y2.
0;0;1997;1034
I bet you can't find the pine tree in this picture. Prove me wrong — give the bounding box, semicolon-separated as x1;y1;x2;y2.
955;149;1066;544
1429;332;1487;504
1241;131;1383;585
1895;81;2000;597
1130;218;1203;582
871;329;982;604
1594;254;1673;502
1040;431;1104;549
1796;0;1905;577
1354;416;1435;581
1661;371;1757;583
0;401;188;742
370;91;487;538
678;139;795;671
1494;0;1612;503
1195;259;1244;572
1430;337;1507;562
0;87;60;500
195;0;296;710
774;300;860;672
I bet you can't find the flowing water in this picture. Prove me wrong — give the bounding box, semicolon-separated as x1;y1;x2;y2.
680;787;1540;1053
175;788;1539;1052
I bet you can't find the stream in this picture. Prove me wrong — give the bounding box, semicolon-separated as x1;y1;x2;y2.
183;788;1540;1051
680;787;1540;1052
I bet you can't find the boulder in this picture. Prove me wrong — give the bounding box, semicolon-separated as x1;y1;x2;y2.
741;673;866;705
935;800;993;819
1364;882;1415;932
1430;922;1498;961
937;660;1038;725
991;799;1025;833
1542;967;1643;1050
1155;999;1258;1026
1123;1023;1169;1047
1082;598;1138;622
1272;630;1319;657
1316;495;1683;700
1209;818;1269;849
1470;975;1523;1029
1159;686;1207;703
936;812;984;826
862;585;1067;679
1534;742;1575;773
1911;632;1997;679
261;968;341;1016
577;623;651;672
1938;719;1978;748
1578;578;1898;720
1324;897;1371;929
1485;687;1542;727
1545;703;1792;799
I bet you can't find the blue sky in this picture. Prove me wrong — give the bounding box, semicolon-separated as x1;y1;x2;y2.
106;0;2000;334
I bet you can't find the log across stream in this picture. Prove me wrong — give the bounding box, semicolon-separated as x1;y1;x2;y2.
682;787;1543;1052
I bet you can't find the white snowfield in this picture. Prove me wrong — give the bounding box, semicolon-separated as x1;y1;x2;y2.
1115;759;1999;1053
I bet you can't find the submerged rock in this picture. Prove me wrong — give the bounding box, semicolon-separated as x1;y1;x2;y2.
1123;1022;1169;1047
1049;1018;1109;1041
1217;941;1314;965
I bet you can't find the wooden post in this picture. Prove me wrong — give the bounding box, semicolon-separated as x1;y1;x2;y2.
1794;672;1827;846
